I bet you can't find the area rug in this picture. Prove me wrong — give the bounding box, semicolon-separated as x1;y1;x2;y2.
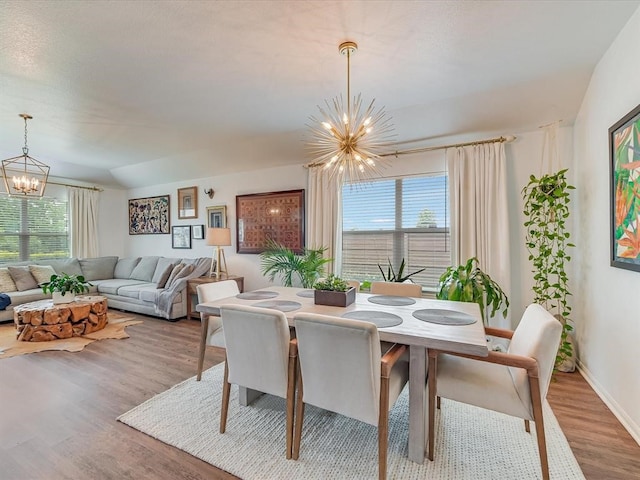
118;364;585;480
0;312;142;358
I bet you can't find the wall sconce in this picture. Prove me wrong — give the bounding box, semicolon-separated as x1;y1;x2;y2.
204;188;215;199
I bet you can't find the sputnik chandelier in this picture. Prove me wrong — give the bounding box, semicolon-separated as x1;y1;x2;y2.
307;41;394;183
1;114;49;197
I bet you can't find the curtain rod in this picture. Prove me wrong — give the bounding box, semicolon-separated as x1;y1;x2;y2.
304;134;516;167
47;181;103;192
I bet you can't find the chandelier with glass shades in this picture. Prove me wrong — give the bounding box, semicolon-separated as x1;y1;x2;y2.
307;41;394;183
1;114;49;197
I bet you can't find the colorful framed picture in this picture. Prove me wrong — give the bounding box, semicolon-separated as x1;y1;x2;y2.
192;224;205;240
128;195;170;235
207;205;227;229
610;103;640;272
172;225;192;249
177;186;198;219
236;189;305;254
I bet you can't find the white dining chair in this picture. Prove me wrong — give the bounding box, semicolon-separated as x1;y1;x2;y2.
195;280;240;381
370;281;422;297
427;303;562;480
292;312;409;480
219;304;298;459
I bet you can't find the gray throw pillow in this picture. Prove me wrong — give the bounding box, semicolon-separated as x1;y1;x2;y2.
166;264;195;288
44;258;84;277
130;256;160;282
114;257;141;279
29;265;57;286
8;266;39;291
79;256;118;281
155;264;174;289
151;257;178;283
164;263;185;288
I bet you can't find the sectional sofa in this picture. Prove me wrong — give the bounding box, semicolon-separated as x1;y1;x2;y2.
0;255;210;323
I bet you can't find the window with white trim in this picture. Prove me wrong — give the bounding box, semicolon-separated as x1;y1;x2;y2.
0;195;70;264
341;173;450;292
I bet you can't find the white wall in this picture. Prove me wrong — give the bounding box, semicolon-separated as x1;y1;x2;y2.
97;187;128;257
573;8;640;443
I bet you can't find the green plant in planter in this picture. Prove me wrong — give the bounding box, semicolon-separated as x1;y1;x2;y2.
436;257;509;325
41;272;92;295
378;258;425;283
313;274;349;292
260;239;331;288
522;168;575;367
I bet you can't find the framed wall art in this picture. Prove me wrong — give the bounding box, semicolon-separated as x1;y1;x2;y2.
192;224;205;240
172;225;192;249
236;189;305;254
177;186;198;219
128;195;170;235
610;103;640;272
207;205;227;229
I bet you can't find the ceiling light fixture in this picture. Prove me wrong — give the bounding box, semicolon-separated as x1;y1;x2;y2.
1;114;49;197
306;41;394;183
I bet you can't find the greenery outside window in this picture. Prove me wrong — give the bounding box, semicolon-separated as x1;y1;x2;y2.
0;195;70;264
341;174;450;291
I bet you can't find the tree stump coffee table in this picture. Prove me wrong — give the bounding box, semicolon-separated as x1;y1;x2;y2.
14;296;108;342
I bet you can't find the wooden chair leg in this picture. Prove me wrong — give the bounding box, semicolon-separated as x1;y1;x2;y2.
529;375;550;480
220;361;231;433
428;352;437;461
292;366;305;460
524;419;530;433
196;315;209;381
285;352;297;459
378;376;390;480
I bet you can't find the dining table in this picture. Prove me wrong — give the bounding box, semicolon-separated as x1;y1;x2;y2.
196;285;488;464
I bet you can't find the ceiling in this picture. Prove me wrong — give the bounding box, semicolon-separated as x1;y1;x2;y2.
1;0;638;189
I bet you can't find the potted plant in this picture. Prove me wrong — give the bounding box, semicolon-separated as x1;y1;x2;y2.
260;239;331;288
42;272;92;304
522;168;575;369
378;258;425;282
313;274;356;307
436;257;509;325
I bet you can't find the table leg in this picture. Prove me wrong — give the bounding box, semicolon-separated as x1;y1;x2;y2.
239;387;264;406
408;345;427;464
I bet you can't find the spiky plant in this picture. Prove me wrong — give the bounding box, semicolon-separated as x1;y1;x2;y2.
260;239;331;288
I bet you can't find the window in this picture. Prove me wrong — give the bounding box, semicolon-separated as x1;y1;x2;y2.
0;195;70;264
341;174;450;292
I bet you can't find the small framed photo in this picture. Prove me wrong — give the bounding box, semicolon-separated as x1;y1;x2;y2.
177;186;198;219
172;225;192;249
192;224;205;240
207;205;227;229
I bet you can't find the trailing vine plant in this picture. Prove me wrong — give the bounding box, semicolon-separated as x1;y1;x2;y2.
522;168;575;367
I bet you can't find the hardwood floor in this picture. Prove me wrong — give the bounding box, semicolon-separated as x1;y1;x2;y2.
1;314;638;479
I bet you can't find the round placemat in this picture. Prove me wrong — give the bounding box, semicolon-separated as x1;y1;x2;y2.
236;291;279;300
252;300;302;312
412;308;476;325
341;310;403;328
296;289;315;298
368;295;416;306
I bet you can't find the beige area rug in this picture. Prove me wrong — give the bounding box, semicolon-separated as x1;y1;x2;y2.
118;364;585;480
0;312;142;358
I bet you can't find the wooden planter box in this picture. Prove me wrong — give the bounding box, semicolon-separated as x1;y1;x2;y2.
314;287;356;307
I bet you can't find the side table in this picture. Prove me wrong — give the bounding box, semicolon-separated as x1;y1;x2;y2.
186;275;244;320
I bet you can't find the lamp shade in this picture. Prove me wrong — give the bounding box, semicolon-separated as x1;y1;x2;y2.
206;227;232;246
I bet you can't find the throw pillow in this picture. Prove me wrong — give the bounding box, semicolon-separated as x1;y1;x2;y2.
7;266;39;291
155;264;175;289
166;264;195;289
29;265;57;286
0;268;17;293
164;263;185;288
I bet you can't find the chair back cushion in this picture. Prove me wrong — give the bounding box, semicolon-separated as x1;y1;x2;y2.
294;313;381;426
370;281;422;298
221;304;291;399
508;304;562;404
197;280;240;348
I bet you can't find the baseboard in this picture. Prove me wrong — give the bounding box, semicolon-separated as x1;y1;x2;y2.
577;360;640;446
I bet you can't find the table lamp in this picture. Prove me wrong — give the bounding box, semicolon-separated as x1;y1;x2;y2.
206;227;231;278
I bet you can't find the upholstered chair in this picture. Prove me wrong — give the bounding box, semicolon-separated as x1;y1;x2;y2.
427;303;562;480
195;280;241;381
292;313;409;480
370;281;422;297
219;304;298;459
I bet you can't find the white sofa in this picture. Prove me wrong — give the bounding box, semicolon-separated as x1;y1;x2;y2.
0;255;210;323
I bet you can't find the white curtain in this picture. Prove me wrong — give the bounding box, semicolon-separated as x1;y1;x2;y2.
307;167;342;275
68;187;100;258
446;142;510;328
